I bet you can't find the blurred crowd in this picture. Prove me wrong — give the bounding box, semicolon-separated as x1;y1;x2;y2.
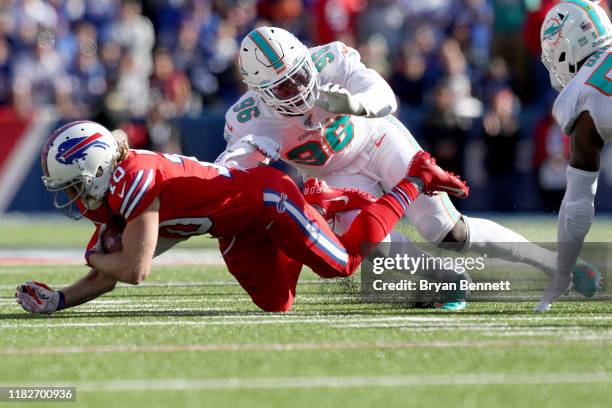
1;0;609;210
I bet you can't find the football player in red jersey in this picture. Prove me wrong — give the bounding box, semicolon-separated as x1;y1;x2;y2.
16;121;468;313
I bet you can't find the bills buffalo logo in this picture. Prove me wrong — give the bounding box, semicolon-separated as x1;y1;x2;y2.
543;12;569;46
55;133;109;165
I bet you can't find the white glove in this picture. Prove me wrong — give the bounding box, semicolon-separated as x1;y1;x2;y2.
216;135;282;169
315;83;365;116
242;135;281;161
15;281;64;314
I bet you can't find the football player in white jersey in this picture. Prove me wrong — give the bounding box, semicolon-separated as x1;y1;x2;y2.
216;26;593;310
535;0;609;312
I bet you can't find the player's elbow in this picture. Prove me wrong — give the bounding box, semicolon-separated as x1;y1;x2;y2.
388;94;398;114
119;257;151;285
133;263;152;285
123;268;150;285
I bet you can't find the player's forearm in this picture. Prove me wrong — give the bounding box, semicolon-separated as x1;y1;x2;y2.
61;269;117;309
216;135;280;169
89;251;151;285
89;201;159;285
348;69;397;118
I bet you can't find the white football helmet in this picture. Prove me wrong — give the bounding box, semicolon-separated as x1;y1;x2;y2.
541;0;612;91
239;26;318;115
41;120;119;219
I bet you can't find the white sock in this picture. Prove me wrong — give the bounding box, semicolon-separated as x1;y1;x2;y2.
541;166;598;303
463;216;557;277
373;230;467;283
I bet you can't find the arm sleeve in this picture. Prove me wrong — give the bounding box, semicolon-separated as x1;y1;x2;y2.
553;86;611;143
331;42;397;118
553;90;582;135
584;92;612;143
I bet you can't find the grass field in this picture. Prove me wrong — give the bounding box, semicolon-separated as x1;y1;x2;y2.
0;215;611;407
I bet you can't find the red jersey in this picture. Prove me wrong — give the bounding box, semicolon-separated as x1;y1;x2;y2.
102;149;262;238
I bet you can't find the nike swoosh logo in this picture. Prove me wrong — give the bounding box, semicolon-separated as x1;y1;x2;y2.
439;186;467;197
374;134;386;148
324;196;349;204
118;183;126;199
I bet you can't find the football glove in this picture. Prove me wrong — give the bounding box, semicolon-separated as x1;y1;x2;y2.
315;83;365;116
216;135;282;169
242;135;281;161
15;281;65;314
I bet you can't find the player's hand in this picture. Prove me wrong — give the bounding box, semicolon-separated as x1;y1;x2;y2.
85;223;107;266
242;135;282;161
15;281;65;314
315;83;365;116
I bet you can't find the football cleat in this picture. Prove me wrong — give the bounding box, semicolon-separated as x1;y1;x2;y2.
435;301;467;311
572;259;602;298
434;275;468;311
407;151;469;198
303;178;376;218
533;301;552;313
534;276;572;313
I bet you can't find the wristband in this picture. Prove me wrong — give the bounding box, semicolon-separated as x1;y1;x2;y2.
57;291;66;310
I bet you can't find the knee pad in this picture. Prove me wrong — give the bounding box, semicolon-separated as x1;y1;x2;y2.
562;198;595;240
413;211;461;246
561;166;598;240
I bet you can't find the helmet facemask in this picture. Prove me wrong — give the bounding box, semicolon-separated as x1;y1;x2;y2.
42;162;110;220
251;55;319;116
541;37;576;91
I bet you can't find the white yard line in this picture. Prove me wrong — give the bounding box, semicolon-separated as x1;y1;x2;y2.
0;339;610;356
0;248;224;266
1;313;612;329
1;372;610;391
5;320;605;339
0;281;243;290
0;280;337;289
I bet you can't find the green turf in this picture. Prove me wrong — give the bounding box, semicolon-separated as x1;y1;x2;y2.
0;215;218;249
0;216;611;407
2;214;612;249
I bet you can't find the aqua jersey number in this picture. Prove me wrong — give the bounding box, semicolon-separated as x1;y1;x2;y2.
286;115;354;166
585;52;612;96
232;97;261;123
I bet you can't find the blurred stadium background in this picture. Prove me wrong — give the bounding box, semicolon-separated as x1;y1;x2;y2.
1;0;612;216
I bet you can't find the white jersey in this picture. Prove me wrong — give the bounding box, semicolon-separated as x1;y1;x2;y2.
553;46;612;143
220;41;396;177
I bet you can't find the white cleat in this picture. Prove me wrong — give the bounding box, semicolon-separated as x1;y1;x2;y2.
534;277;571;313
533;301;553;313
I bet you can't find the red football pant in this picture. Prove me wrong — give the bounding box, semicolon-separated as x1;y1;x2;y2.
219;167;413;312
